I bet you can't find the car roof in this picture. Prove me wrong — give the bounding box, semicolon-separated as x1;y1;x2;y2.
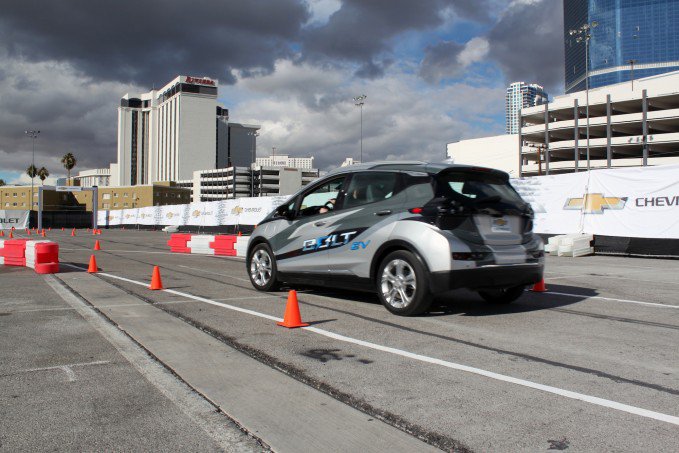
324;161;508;178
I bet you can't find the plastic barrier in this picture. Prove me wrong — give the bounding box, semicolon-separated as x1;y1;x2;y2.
210;235;238;256
234;235;250;257
29;241;60;274
167;233;192;253
187;235;215;255
0;239;4;265
168;234;249;257
545;234;594;257
3;239;28;266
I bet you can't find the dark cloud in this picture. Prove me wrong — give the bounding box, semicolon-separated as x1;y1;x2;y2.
486;0;564;93
0;0;310;87
301;0;492;75
419;40;465;82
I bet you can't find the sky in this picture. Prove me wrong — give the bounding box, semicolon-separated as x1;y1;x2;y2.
0;0;564;185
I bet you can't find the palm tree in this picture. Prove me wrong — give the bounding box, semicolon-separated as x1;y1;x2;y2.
0;179;5;186
26;164;38;181
38;167;49;185
61;153;77;183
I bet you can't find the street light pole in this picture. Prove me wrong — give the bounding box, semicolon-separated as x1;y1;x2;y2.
247;131;259;197
569;21;598;171
25;130;40;211
353;95;366;163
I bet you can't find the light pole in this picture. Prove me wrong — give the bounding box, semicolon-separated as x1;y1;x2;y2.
628;59;637;91
25;130;40;210
248;131;259;197
353;95;366;163
569;21;598;171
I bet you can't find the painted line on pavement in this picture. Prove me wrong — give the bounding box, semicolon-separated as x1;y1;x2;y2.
543;291;679;309
58;262;679;427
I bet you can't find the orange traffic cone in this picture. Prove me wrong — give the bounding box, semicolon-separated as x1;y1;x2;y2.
41;230;46;237
531;278;547;292
277;290;309;328
26;229;31;236
0;231;4;237
8;231;13;239
238;231;242;237
94;240;101;251
97;229;102;235
61;227;64;231
71;228;76;237
87;255;98;273
149;266;163;290
48;227;51;231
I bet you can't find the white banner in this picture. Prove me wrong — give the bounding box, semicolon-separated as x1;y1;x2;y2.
512;164;679;239
0;210;29;229
98;196;288;227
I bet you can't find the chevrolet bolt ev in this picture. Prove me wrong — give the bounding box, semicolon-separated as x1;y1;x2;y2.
247;162;544;316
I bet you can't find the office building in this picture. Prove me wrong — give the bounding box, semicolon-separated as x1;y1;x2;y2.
564;0;679;94
254;154;314;169
520;70;679;176
506;82;548;134
340;157;360;167
116;75;259;186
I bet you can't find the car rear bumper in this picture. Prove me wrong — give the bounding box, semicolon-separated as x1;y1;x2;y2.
429;263;543;293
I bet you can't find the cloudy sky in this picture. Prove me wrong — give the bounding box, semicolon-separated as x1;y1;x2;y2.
0;0;563;184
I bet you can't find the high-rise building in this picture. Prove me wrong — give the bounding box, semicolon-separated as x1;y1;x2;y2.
505;82;548;134
564;0;679;94
116;76;259;186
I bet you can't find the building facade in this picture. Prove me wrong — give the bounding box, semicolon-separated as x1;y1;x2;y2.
564;0;679;94
447;134;523;175
506;82;548;134
116;75;259;186
74;168;111;188
179;165;319;202
254;154;314;169
520;70;679;176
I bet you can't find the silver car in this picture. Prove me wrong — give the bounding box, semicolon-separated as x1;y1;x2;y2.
247;161;544;316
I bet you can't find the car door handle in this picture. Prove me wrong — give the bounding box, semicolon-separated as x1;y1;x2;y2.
374;210;392;216
314;221;327;226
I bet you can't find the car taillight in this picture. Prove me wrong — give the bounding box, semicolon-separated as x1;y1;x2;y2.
408;207;423;214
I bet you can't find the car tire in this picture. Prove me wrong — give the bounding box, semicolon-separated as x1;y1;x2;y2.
376;250;432;316
247;243;281;292
478;285;526;304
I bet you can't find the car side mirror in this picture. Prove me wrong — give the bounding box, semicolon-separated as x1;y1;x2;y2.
275;205;295;220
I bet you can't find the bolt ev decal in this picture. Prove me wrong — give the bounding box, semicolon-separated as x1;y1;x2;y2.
350;240;370;250
302;230;358;252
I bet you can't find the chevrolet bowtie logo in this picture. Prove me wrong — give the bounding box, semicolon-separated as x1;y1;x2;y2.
564;193;627;214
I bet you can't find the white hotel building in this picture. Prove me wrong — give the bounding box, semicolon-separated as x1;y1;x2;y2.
115;75;259;186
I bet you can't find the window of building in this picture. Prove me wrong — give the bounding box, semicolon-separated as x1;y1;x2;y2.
4;202;8;207
123;193;128;197
113;202;118;207
21;202;25;207
103;193;111;200
103;203;110;209
124;203;128;207
114;193;119;198
13;193;17;197
13;202;17;206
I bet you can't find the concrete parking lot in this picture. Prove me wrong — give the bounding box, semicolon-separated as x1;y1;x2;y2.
2;228;678;452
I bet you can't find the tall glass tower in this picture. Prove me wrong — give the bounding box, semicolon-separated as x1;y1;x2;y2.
564;0;679;94
506;82;548;134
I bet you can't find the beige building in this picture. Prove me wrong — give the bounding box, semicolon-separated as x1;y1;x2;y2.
0;183;190;211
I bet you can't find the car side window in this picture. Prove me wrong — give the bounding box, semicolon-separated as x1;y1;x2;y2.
343;172;399;209
298;177;345;217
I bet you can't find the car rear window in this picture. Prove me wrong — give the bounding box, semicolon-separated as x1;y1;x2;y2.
436;171;524;206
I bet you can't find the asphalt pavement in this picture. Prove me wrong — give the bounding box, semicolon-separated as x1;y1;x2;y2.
2;228;678;452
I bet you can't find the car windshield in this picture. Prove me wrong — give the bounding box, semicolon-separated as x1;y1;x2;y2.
436;171;524;206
